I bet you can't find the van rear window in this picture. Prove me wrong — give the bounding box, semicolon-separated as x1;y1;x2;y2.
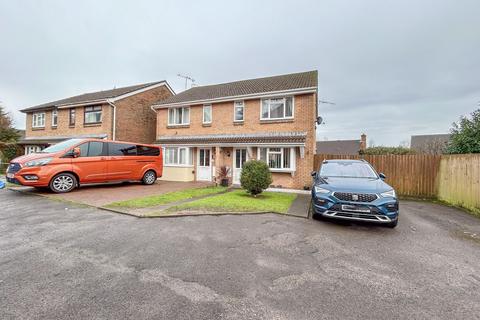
108;143;137;156
137;146;160;156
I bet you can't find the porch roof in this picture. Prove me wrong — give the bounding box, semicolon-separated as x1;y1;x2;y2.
155;132;307;146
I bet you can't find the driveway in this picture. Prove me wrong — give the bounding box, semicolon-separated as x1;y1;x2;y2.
16;180;211;207
1;190;479;319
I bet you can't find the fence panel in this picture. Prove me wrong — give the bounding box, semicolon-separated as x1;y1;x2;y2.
314;154;442;198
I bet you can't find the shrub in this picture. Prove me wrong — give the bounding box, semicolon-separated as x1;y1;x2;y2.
240;160;272;196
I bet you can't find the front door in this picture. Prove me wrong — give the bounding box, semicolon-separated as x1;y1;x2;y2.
197;148;212;181
233;148;247;184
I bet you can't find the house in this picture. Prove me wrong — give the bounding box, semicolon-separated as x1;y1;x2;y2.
316;134;367;155
151;70;318;190
18;81;174;154
410;134;451;154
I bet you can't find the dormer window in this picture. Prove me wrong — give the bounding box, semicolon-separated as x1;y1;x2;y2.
261;97;293;120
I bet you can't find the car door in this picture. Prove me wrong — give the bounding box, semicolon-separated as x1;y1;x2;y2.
106;142;139;181
70;141;107;183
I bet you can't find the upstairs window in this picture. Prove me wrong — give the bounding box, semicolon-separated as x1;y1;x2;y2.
168;107;190;125
51;109;58;127
69;108;76;126
203;104;212;124
234;101;244;122
261;97;293;120
32;112;45;128
258;147;294;171
84;106;102;124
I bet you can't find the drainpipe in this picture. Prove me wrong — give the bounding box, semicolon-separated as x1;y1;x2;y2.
106;99;117;140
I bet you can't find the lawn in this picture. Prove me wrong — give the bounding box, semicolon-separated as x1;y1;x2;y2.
105;186;227;208
167;190;297;214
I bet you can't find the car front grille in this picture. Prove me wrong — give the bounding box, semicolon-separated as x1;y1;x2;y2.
333;192;378;203
7;162;21;174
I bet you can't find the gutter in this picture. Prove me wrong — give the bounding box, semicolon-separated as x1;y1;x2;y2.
106;99;117;140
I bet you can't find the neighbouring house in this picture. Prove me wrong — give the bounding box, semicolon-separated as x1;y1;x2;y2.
151;70;318;189
316;134;367;155
411;134;451;154
18;81;174;154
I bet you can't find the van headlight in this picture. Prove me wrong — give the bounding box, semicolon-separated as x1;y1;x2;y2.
24;158;53;167
314;186;331;194
381;189;396;198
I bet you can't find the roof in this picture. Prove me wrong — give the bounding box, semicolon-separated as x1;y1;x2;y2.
155;132;307;145
153;70;318;107
316;140;361;155
21;81;172;112
18;133;108;145
411;134;451;154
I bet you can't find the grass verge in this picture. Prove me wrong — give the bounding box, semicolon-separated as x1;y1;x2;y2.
105;186;227;209
167;190;297;214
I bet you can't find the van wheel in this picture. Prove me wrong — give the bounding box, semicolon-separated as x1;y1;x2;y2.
49;173;77;193
142;170;157;185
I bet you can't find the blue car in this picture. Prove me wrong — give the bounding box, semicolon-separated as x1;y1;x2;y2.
310;159;398;228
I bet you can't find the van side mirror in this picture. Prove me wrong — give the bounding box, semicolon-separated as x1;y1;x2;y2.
72;147;81;158
311;171;317;177
379;173;386;180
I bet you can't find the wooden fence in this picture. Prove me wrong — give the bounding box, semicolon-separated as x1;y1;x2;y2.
314;154;442;198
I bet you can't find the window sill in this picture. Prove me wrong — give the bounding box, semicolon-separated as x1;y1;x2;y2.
32;127;45;131
164;164;194;168
51;126;57;129
269;168;296;173
260;118;294;124
69;125;76;128
84;122;102;127
233;121;244;125
202;123;212;127
167;124;190;129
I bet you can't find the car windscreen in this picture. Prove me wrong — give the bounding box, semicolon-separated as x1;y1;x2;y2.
319;162;378;179
39;139;84;153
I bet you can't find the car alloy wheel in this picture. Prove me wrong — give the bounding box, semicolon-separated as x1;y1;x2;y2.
50;173;76;193
143;170;156;185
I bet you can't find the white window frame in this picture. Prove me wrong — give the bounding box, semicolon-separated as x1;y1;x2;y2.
84;105;103;124
25;145;42;154
51;109;58;127
168;107;190;126
260;96;294;120
234;101;244;122
32;112;45;128
162;147;193;167
257;147;296;172
203;104;212;124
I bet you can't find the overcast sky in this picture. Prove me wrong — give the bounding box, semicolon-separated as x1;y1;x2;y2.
1;0;479;146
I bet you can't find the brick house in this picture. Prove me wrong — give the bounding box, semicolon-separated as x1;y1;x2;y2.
151;71;318;189
19;81;174;154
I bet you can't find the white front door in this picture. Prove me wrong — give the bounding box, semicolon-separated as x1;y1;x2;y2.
197;148;212;181
233;148;248;184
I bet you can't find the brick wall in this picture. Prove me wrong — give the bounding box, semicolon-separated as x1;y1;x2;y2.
156;93;317;189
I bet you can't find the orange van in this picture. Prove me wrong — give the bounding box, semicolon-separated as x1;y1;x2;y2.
6;138;163;193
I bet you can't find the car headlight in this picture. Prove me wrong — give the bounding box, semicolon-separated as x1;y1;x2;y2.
314;186;331;194
381;189;396;198
24;158;53;167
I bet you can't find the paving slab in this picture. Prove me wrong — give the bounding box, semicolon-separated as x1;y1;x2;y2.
287;193;311;218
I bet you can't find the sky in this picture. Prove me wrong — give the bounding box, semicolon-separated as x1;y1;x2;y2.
1;0;479;146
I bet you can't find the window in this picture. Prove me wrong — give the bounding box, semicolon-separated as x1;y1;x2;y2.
77;142;106;157
108;143;137;156
84;106;102;124
32;112;45;128
137;145;160;156
25;145;42;154
51;109;58;127
261;97;293;120
234;101;244;122
163;147;193;166
69;108;76;126
168;107;190;125
258;147;294;170
203;104;212;124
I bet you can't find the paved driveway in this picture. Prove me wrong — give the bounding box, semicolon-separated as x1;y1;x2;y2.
1;190;479;320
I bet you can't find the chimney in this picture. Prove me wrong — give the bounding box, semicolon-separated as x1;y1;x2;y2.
360;133;367;150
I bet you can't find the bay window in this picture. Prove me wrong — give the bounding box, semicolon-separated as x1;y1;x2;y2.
258;147;295;171
168;107;190;125
84;106;102;124
163;147;193;166
203;104;212;124
261;97;293;120
32;112;45;128
234;101;244;122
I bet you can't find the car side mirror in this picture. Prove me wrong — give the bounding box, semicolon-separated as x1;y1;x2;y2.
311;171;317;177
72;147;81;158
379;173;386;180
